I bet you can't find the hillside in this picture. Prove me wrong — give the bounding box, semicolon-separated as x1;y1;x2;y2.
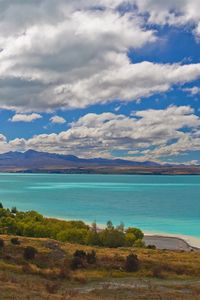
0;235;200;300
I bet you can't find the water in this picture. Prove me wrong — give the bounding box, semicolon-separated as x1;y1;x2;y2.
0;173;199;237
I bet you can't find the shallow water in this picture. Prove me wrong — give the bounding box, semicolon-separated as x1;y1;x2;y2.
0;173;199;237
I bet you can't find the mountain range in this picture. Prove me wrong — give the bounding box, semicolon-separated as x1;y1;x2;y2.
0;150;199;174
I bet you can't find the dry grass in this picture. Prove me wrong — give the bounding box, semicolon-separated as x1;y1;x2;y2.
0;235;200;299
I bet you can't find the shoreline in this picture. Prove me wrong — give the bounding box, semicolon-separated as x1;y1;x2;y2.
51;215;200;251
143;233;200;251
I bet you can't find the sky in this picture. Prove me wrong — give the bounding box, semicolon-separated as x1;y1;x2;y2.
0;0;200;164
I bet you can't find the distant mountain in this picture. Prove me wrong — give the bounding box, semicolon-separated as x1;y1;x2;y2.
0;149;160;169
0;150;199;174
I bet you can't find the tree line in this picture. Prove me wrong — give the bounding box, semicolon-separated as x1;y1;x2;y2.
0;203;144;248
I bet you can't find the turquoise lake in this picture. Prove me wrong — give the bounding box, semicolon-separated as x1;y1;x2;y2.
0;173;199;237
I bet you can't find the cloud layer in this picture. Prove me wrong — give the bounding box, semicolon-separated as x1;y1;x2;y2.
0;106;199;163
0;1;200;111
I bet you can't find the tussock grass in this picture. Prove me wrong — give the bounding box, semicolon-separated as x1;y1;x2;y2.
0;235;199;299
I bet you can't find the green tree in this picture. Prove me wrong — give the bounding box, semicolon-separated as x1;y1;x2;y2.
125;233;136;247
99;228;125;248
106;220;114;230
126;227;144;240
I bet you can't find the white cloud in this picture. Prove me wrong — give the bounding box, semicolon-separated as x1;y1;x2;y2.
0;1;200;112
134;0;200;37
0;106;199;162
50;116;66;124
10;113;42;122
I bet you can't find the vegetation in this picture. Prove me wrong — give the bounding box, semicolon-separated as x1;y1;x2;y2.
0;205;199;299
10;237;21;245
23;246;37;260
0;238;4;249
0;235;199;299
0;205;144;248
125;253;139;272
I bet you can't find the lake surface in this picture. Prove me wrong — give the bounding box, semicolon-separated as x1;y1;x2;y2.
0;173;199;237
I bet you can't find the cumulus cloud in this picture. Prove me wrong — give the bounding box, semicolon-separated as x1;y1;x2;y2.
0;1;200;112
1;106;199;162
10;113;42;122
134;0;200;36
50;116;66;124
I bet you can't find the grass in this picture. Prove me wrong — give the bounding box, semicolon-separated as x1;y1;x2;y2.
0;234;200;299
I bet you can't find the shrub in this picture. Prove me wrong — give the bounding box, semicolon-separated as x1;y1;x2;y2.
99;229;125;248
134;239;145;248
125;233;136;247
11;237;21;245
0;202;3;209
146;244;156;250
126;228;144;240
71;256;85;270
23;246;37;260
86;231;100;246
73;250;86;259
86;250;96;264
125;254;139;272
0;238;4;250
11;207;17;214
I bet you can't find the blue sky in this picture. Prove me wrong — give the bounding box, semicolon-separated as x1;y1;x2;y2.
0;0;200;164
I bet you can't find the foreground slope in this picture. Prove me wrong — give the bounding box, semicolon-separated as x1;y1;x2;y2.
0;235;200;299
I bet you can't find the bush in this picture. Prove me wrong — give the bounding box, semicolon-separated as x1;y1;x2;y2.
134;239;145;248
11;237;21;245
0;238;4;249
86;250;96;264
99;229;125;248
86;231;100;246
23;246;37;260
11;207;18;214
146;244;156;250
0;202;3;209
71;256;85;270
125;254;139;272
73;250;87;259
126;228;144;240
125;233;136;247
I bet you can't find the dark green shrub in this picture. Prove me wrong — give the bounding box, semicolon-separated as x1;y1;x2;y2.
0;238;4;249
11;207;17;214
23;246;37;260
70;256;85;270
147;244;156;250
86;250;96;264
125;254;139;272
73;250;86;259
86;231;100;246
99;229;125;248
0;203;3;209
11;237;21;245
